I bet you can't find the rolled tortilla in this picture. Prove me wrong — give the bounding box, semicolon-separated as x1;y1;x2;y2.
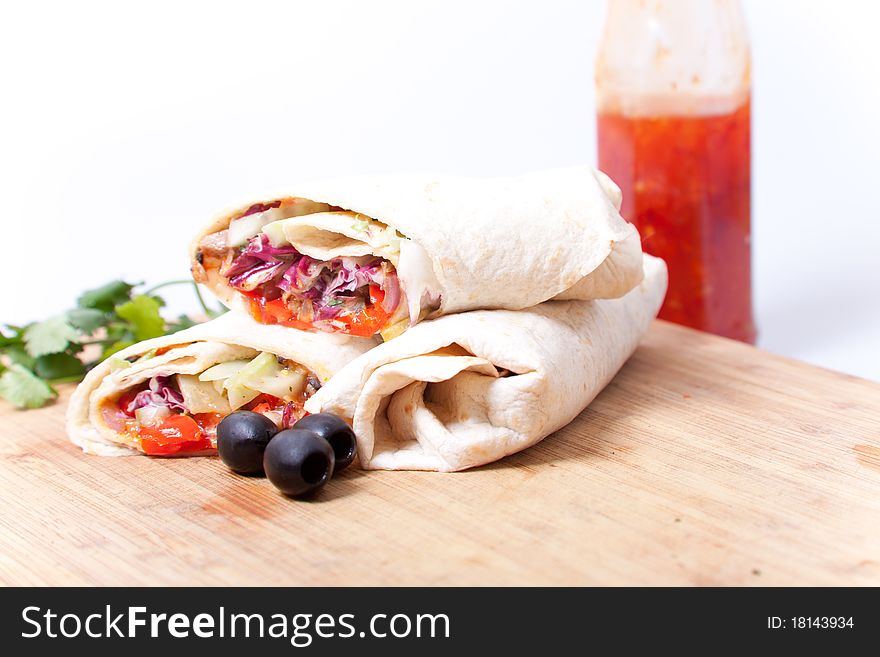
66;312;375;456
191;166;643;339
304;255;667;472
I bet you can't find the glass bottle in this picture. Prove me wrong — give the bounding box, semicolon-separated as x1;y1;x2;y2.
596;0;755;343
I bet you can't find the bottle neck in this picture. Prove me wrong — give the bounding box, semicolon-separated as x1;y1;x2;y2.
596;0;751;118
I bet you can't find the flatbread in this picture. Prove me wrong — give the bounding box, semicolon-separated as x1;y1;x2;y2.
304;255;667;471
190;167;643;332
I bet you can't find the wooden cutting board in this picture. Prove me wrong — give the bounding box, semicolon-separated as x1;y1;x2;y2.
1;320;878;586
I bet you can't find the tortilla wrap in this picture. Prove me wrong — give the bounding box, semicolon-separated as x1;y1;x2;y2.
66;312;375;456
191;166;643;338
303;255;666;472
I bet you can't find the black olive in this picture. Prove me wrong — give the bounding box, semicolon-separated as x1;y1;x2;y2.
292;413;357;471
216;411;278;475
263;429;335;497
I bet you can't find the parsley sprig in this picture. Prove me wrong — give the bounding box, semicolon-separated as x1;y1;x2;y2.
0;279;224;409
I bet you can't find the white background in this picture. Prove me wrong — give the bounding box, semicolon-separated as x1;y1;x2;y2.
1;0;878;380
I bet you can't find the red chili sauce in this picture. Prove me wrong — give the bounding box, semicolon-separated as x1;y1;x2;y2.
598;99;754;343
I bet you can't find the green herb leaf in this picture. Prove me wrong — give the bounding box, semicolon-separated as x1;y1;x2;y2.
4;345;36;370
2;277;214;410
98;322;135;360
78;280;135;312
115;295;165;341
34;352;86;381
0;326;25;349
102;340;135;360
102;321;131;341
65;308;106;333
166;314;198;333
23;315;80;358
0;364;57;409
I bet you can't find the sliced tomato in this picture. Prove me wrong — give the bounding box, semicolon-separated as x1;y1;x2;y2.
192;412;224;433
249;402;276;416
338;285;393;337
246;393;284;415
245;294;312;330
247;393;282;408
139;415;213;456
154;343;188;357
116;389;141;417
244;285;392;337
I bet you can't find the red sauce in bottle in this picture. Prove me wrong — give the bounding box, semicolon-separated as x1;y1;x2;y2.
598;99;755;343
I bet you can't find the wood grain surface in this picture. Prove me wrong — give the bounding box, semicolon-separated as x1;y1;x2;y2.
1;320;878;586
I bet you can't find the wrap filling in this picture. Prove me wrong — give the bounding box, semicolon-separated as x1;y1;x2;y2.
197;199;412;338
100;347;321;456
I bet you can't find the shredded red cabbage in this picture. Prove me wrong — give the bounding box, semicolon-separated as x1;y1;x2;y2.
126;376;188;414
281;402;295;429
223;234;400;326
